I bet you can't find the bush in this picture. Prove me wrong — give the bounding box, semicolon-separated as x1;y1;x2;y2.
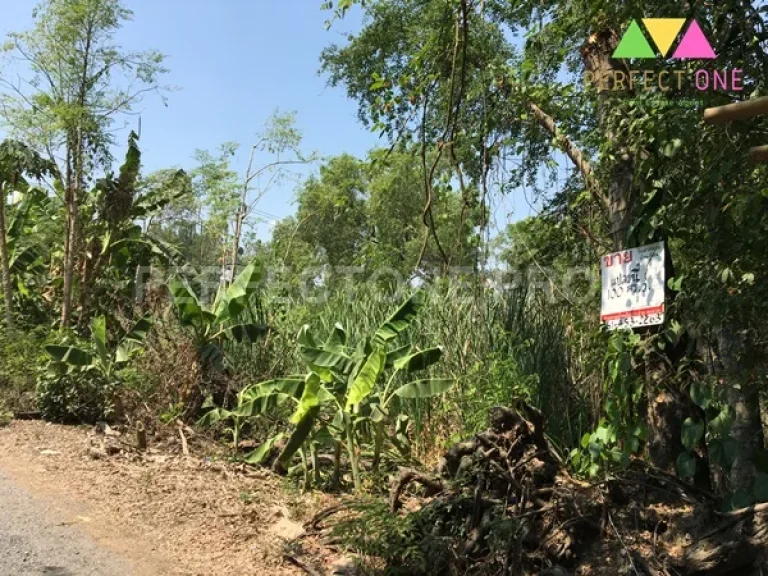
36;368;117;423
0;325;51;413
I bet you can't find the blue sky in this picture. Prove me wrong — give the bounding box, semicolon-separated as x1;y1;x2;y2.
1;1;536;240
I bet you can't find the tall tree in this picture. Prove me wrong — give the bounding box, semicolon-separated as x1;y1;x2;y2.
229;110;308;281
0;0;167;327
192;143;241;277
321;0;768;491
268;148;478;282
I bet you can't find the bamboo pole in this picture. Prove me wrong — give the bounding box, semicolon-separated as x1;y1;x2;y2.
704;96;768;124
749;145;768;163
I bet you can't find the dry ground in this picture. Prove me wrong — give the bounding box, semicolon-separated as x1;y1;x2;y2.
0;420;340;576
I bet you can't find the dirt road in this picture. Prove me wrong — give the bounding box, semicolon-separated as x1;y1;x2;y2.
0;421;325;575
0;470;135;575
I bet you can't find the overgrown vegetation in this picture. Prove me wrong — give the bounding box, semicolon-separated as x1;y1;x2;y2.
1;0;768;574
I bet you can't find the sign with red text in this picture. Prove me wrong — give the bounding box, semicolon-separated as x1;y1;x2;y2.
601;242;665;330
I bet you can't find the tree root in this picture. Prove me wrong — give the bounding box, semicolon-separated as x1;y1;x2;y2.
389;468;445;512
382;405;768;575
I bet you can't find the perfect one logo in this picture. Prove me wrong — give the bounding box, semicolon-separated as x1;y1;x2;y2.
585;18;743;93
613;19;716;59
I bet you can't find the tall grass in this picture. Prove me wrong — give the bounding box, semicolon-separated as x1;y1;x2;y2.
232;276;604;463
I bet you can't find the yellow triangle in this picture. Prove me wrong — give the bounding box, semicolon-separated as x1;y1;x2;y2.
642;18;686;57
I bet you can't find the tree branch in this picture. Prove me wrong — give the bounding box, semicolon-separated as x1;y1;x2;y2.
527;101;609;211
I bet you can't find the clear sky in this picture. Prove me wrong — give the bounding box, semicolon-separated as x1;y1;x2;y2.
1;1;538;241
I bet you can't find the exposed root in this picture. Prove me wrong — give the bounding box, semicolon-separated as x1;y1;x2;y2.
379;405;768;575
389;468;445;512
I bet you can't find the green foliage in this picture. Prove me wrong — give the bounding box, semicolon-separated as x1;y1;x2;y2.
37;365;114;423
328;499;451;575
261;289;454;492
1;0;168;167
197;377;302;452
168;259;267;371
45;314;152;379
268;149;478;278
569;331;646;478
678;377;746;502
39;314;151;422
0;325;51;412
329;496;527;575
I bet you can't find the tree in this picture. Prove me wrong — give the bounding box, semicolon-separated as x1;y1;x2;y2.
192;143;241;279
294;153;369;269
321;0;768;495
0;0;168;327
366;148;478;277
268;148;478;284
229;110;309;281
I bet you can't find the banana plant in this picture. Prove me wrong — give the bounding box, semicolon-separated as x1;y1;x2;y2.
169;259;267;371
197;377;304;454
77;133;192;326
271;290;454;492
45;314;153;379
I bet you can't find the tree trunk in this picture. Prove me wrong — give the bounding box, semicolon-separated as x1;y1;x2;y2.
229;146;257;284
0;183;14;330
582;30;691;473
718;325;763;492
63;21;93;329
229;207;244;283
61;128;80;329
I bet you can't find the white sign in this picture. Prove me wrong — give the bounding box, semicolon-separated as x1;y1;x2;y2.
601;242;665;331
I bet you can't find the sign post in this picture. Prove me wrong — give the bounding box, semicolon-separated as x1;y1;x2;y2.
601;242;665;331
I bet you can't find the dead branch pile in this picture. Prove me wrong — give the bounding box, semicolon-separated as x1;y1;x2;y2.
385;405;768;576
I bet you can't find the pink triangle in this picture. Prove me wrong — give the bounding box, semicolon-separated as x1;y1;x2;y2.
671;20;716;59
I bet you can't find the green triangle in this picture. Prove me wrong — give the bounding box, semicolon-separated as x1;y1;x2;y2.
613;20;656;59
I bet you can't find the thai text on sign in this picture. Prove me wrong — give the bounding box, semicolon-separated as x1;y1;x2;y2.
600;242;665;330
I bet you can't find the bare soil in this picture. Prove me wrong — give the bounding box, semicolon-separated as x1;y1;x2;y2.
0;420;339;576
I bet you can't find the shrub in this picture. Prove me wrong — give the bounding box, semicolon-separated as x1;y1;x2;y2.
36;368;115;423
0;325;51;413
38;315;152;423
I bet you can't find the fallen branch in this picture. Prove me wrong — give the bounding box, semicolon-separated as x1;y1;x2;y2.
390;468;445;512
305;504;347;531
283;554;322;576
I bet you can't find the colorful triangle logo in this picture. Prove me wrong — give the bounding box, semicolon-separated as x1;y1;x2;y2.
671;20;716;59
642;18;686;57
613;20;656;59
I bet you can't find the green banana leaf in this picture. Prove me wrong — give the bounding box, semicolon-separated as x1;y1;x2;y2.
298;325;355;374
374;290;426;344
385;343;412;367
169;276;204;323
214;260;263;324
323;323;347;353
393;378;455;399
245;433;284;465
346;347;386;409
275;407;320;471
394;346;443;373
291;373;333;424
241;378;305;401
197;407;231;427
91;316;109;369
235;393;292;417
45;345;94;367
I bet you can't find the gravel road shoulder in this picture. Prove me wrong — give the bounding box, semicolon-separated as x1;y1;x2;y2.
0;469;136;575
